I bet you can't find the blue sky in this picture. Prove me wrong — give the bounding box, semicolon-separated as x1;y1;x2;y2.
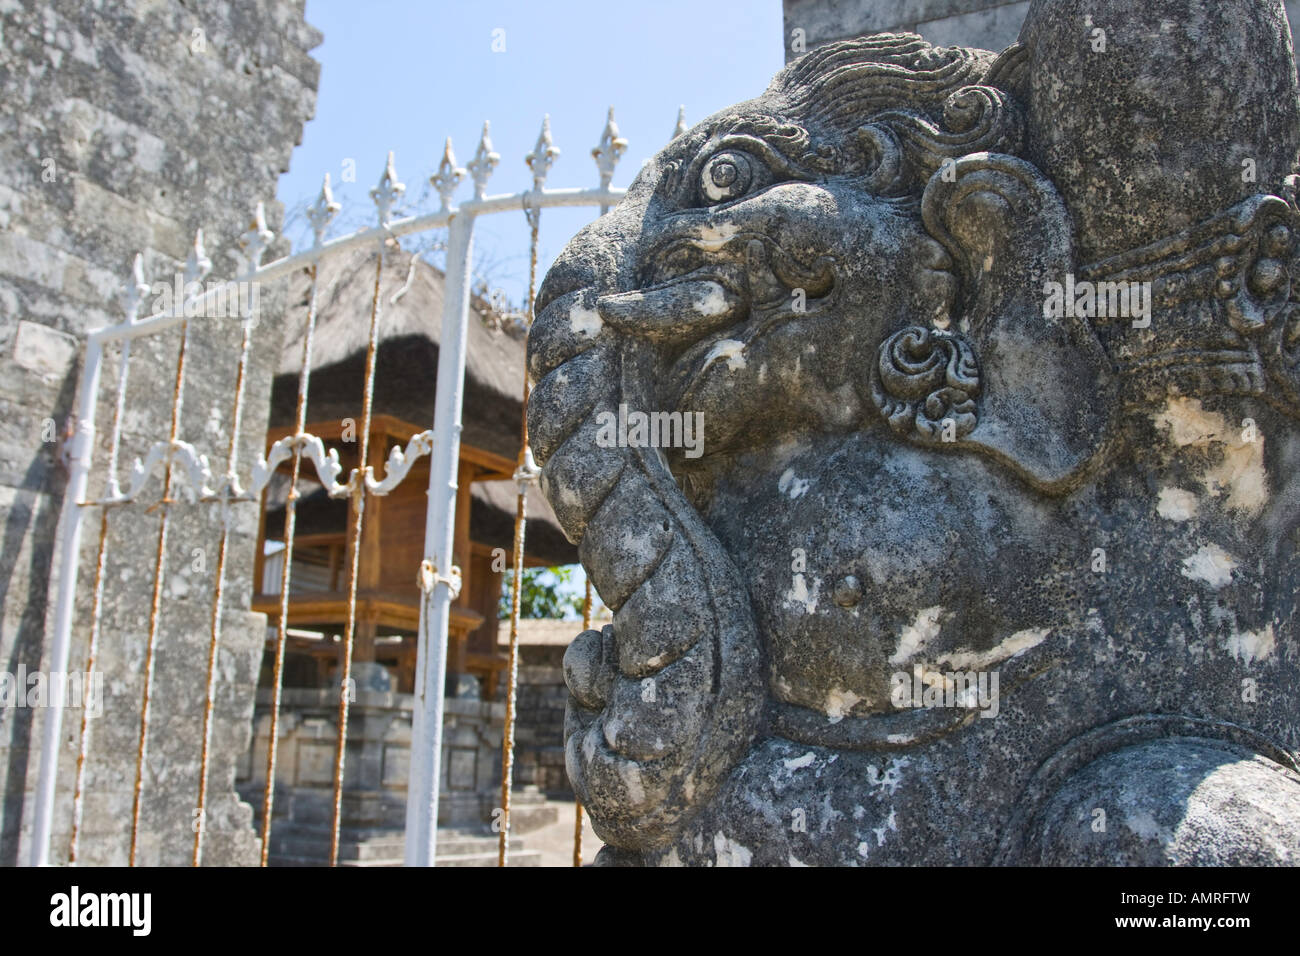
277;0;785;307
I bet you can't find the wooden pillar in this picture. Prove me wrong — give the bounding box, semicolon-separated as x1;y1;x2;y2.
354;607;378;663
454;458;474;609
359;427;385;592
252;483;268;595
447;458;475;681
352;428;386;662
398;639;417;694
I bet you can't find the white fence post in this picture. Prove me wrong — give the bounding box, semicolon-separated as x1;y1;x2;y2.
405;207;476;867
30;337;103;866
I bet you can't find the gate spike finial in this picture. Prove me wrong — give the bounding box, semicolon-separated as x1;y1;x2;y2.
591;106;628;191
431;137;466;211
468;121;500;199
184;229;212;286
525;115;560;190
236;202;275;274
122;252;150;322
307;173;341;247
370;151;406;228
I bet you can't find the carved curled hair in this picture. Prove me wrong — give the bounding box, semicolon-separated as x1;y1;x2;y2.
765;33;1024;196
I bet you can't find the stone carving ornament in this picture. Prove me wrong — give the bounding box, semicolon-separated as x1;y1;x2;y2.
527;0;1300;864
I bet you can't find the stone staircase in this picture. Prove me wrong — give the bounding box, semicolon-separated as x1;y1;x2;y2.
504;784;560;833
257;786;558;867
431;830;541;867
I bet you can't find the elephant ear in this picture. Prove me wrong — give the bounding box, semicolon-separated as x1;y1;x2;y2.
911;151;1113;491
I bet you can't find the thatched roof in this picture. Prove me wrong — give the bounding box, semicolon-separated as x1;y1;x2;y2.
265;243;576;565
278;242;526;399
471;480;575;568
270;242;527;462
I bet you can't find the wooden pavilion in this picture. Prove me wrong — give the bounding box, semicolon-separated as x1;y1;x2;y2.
252;242;575;698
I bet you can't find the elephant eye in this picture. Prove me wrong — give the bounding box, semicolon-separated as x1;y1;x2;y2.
699;150;758;204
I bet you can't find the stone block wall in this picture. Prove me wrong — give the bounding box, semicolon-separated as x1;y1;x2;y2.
0;0;320;865
238;689;506;849
509;643;570;794
783;0;1300;67
783;0;1029;59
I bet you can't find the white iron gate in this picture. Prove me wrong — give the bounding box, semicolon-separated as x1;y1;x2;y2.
29;109;650;867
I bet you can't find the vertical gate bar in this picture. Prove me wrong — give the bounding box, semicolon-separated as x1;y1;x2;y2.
129;315;194;866
260;420;301;865
498;198;543;867
260;258;328;866
68;332;134;863
68;511;109;863
498;484;527;867
192;319;254;866
573;577;593;867
29;335;103;867
405;208;476;866
573;798;584;867
328;247;386;866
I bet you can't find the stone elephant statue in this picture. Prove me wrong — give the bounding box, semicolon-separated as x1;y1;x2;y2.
526;0;1300;865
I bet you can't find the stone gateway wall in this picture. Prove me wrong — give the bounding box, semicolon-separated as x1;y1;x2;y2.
782;0;1300;65
504;632;571;795
783;0;1033;59
0;0;320;865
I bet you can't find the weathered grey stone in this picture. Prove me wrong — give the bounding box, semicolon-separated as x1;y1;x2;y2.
784;0;1034;60
1012;735;1300;866
529;0;1300;865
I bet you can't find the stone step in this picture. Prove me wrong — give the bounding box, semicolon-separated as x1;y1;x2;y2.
326;850;543;867
266;824;529;864
425;834;526;856
273;838;410;863
267;832;403;864
347;840;407;862
263;816;556;866
268;855;337;868
248;787;554;861
433;850;543;867
510;784;547;805
269;822;408;842
272;841;543;867
507;803;559;834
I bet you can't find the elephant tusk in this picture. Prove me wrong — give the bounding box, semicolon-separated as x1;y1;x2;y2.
596;276;745;343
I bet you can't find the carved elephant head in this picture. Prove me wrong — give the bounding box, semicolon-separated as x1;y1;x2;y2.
527;5;1300;863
